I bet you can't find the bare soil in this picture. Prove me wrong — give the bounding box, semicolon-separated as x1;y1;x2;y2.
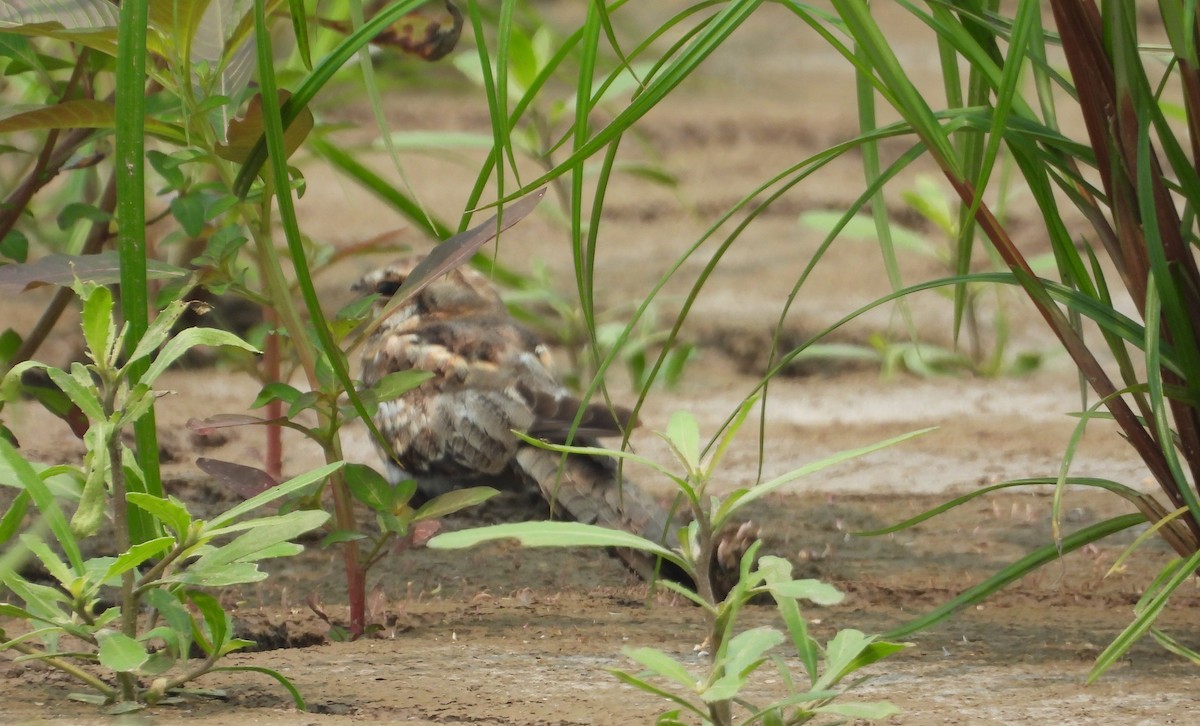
3;3;1199;724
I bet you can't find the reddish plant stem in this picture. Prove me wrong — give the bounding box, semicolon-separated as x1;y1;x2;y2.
263;307;283;482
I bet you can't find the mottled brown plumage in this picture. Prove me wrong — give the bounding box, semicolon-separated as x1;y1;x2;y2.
355;257;682;579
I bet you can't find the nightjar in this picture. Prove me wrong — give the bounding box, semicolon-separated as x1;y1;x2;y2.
354;256;683;580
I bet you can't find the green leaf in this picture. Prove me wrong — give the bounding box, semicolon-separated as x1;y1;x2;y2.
127;492;192;538
663;410;700;475
188;590;229;656
344;463;393;511
164;561;266;587
141;327;258;386
71;422;112;538
287;391;320;418
512;432;689;488
79;284;114;365
701;627;783;702
170;194;206;237
318;530;367;548
607;669;706;720
799;209;937;257
811;701;902;719
125;298;192;366
44;366;103;422
774;591;818;686
373;370;434;402
104;536;174;581
815;629;909;693
0;602;36;619
206;460;342;531
194;510;328;569
251;382;302;408
143;588;193;659
57;202;112;230
1;229;28;262
146;149;185;189
763;580;844;607
19;534;74;586
0;437;83;571
0;328;21;364
0;489;30;545
704;395;758;476
96;630;150;672
1;573;70;622
116;383;159;429
622;647;697;691
885;513;1146;638
412;486;499;521
427;521;685;568
334;295;375;323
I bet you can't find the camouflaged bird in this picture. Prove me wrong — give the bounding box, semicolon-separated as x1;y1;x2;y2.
355;256;691;581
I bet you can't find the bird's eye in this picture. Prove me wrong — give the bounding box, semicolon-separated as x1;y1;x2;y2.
376;278;403;297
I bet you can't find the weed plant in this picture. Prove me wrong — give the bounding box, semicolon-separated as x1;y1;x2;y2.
430;400;922;725
0;282;330;710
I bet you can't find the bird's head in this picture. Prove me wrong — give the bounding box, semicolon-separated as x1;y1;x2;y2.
354;255;504;330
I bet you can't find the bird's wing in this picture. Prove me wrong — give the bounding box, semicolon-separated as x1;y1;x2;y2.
365;318;538;477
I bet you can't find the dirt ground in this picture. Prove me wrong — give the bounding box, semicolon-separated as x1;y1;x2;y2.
4;2;1199;724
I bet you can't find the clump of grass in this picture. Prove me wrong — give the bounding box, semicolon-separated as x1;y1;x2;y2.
802;1;1200;677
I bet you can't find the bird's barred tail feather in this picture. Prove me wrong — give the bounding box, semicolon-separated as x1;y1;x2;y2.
512;445;681;581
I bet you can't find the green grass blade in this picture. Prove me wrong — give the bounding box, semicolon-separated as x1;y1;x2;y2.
856;476;1151;537
309;135;451;238
884;513;1146;638
1105;505;1189;578
488;0;766;204
731;428;935;514
209;664;306;710
0;438;83;572
572;3;602;353
1088;549;1200;682
1149;626;1200;666
831;1;957;172
115;0;160;542
232;0;428;196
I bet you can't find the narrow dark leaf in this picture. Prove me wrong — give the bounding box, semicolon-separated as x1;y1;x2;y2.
0;252;187;290
355;188;546;347
187;414;288;434
196;457;279;500
216;90;314;164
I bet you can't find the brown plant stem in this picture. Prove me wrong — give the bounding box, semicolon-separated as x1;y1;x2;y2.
323;422;365;638
0;48;92;242
263;307;283;482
